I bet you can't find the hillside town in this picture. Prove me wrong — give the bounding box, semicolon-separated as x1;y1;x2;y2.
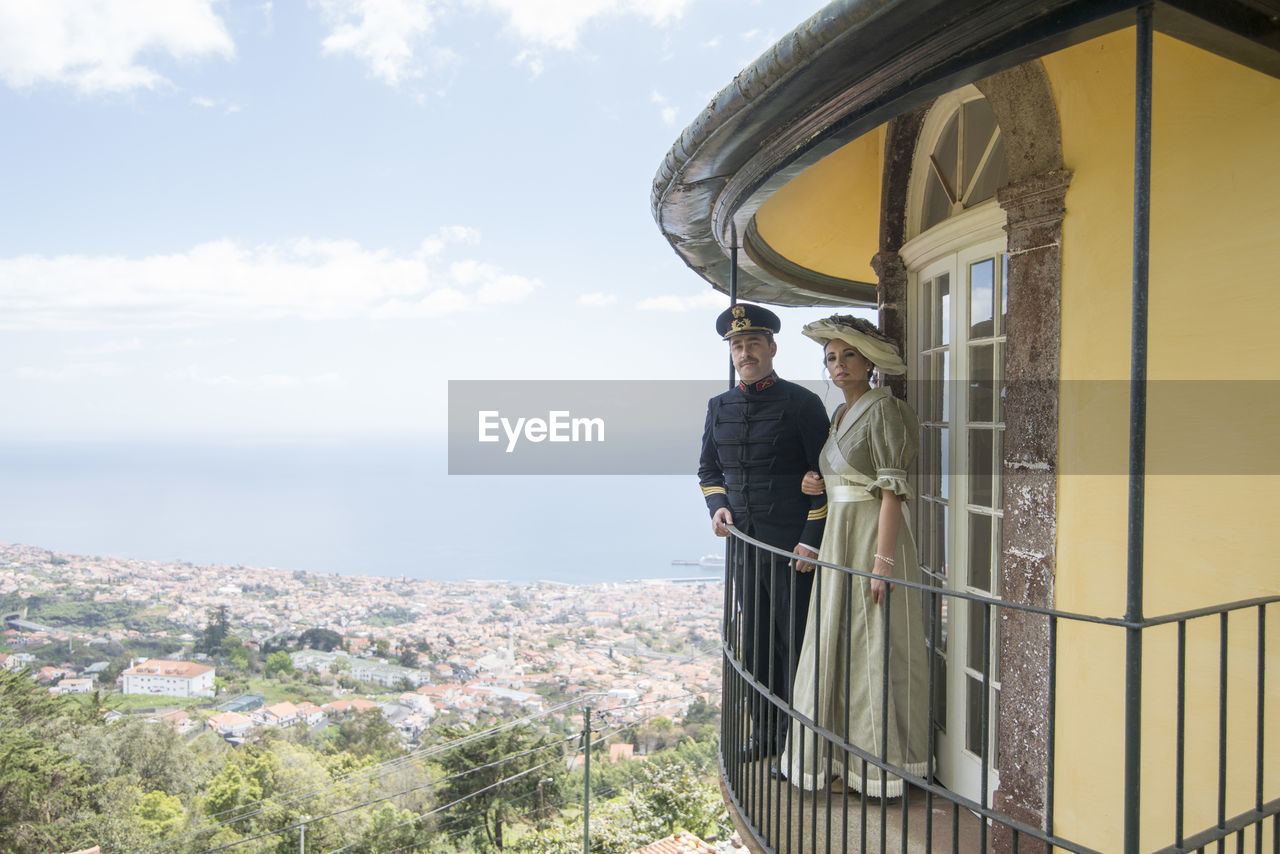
0;542;724;742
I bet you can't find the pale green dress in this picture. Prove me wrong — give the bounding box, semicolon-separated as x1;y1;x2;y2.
780;387;930;797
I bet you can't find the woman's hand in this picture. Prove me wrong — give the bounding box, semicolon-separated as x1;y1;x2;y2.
801;471;825;496
870;555;896;604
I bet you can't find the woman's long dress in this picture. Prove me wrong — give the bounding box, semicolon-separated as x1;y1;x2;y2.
780;387;930;797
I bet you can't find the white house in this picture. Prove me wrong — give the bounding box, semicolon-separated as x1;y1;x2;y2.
121;659;215;698
206;711;254;739
53;677;95;695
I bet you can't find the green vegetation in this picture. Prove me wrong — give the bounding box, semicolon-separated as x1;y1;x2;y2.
0;592;184;635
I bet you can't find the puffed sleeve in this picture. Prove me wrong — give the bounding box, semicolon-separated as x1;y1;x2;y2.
866;396;919;500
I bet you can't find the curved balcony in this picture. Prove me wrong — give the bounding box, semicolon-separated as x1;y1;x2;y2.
716;525;1278;854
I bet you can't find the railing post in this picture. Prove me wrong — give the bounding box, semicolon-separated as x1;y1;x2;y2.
1124;6;1154;854
583;706;592;854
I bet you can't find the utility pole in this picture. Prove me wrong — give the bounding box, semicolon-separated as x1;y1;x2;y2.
300;814;309;853
582;706;592;854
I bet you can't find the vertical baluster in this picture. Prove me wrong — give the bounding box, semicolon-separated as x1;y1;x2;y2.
980;600;992;853
926;584;939;853
1177;620;1186;848
880;592;892;854
1048;614;1057;853
1218;612;1229;854
1255;605;1265;822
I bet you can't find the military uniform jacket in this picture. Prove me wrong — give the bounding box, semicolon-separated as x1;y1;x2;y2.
699;375;829;551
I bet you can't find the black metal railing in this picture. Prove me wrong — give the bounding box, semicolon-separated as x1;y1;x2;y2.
718;524;1278;854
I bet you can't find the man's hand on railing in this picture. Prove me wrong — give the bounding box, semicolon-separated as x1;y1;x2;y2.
792;544;817;573
712;507;734;537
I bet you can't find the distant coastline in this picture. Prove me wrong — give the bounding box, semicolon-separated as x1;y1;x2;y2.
0;439;714;584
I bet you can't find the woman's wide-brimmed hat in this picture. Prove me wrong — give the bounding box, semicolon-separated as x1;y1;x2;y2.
801;316;907;375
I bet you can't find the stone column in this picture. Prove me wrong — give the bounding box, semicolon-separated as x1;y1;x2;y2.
872;249;908;400
991;168;1072;853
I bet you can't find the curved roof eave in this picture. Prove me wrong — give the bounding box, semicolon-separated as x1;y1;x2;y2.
650;0;1280;307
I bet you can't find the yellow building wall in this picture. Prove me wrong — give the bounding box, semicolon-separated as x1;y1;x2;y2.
1045;29;1280;852
751;125;885;284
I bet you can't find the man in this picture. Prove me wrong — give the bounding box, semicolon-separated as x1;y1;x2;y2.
699;303;829;758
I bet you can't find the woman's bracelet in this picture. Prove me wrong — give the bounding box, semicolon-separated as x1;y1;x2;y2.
874;553;895;567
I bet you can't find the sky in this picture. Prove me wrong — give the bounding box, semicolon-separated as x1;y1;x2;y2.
0;0;871;578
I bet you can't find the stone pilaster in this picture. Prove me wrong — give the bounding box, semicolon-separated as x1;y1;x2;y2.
991;168;1072;853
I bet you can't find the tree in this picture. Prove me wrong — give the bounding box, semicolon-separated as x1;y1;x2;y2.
0;669;105;853
332;709;400;760
435;722;562;850
197;604;231;656
264;650;295;679
299;627;343;651
623;757;728;842
134;789;185;837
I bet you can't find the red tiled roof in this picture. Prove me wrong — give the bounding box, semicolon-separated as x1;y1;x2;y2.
631;831;716;854
123;659;213;678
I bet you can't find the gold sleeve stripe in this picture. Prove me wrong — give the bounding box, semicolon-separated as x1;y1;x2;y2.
701;485;727;497
807;507;828;521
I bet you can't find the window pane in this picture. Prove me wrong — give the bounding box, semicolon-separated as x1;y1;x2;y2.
933;650;948;730
993;430;1004;504
969;512;992;592
923;174;951;232
970;258;995;338
966;674;986;756
967;602;990;671
920;427;938;497
934;112;959;201
935;502;949;585
933;274;951;347
928;354;944;423
992;686;1001;766
939;426;950;500
918;499;933;570
962;98;997;193
969;133;1009;207
968;344;994;423
991;516;1003;597
1000;253;1009;332
969;427;993;508
940;350;950;422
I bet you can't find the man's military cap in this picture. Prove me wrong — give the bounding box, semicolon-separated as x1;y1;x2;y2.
715;303;781;339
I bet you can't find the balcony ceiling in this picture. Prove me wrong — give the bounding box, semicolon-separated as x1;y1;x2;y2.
650;0;1280;308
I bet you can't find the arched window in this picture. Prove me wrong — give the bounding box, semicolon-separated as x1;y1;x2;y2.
917;93;1009;234
901;85;1008;806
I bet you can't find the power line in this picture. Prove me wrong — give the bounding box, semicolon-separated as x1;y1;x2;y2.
325;704;689;851
192;736;574;854
137;696;594;854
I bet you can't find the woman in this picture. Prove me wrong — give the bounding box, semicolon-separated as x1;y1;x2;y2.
779;315;929;798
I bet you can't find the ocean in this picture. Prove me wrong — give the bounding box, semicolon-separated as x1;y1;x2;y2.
0;439;723;584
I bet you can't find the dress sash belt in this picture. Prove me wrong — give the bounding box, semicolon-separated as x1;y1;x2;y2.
826;473;876;503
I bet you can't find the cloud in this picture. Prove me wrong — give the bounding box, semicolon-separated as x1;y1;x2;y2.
70;336;144;355
418;225;480;256
579;292;616;307
650;90;677;126
636;291;727;312
164;368;346;388
0;0;235;94
315;0;692;87
12;362;126;381
0;233;542;330
316;0;447;85
475;0;691;50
